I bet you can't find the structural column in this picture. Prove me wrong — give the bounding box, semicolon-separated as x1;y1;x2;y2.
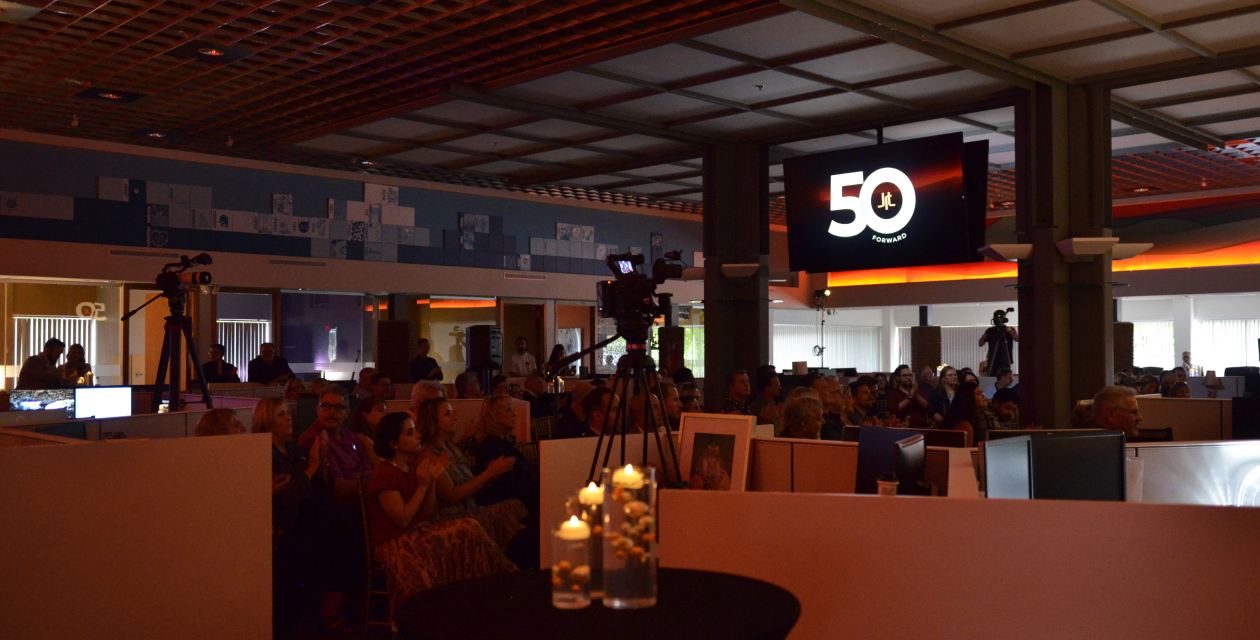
702;142;769;410
1016;83;1114;428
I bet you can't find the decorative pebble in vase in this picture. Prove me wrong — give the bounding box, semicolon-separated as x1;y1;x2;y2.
602;464;657;609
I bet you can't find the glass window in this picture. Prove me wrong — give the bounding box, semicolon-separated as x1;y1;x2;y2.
3;282;123;389
279;291;373;381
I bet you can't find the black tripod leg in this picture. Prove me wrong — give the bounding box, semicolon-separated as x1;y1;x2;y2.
151;330;172;414
587;358;627;484
603;360;632;473
651;374;681;485
637;365;651;468
183;321;212;409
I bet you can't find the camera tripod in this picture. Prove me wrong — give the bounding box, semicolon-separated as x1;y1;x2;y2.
122;284;213;414
545;336;683;487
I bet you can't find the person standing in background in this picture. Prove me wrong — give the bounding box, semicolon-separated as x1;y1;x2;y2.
409;338;443;383
503;337;537;377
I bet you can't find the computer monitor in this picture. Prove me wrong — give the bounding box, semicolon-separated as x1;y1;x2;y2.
984;436;1032;499
36;421;88;440
894;434;928;496
9;389;74;412
74;386;132;419
856;424;922;494
843;425;968;448
987;428;1107;441
1029;431;1126;501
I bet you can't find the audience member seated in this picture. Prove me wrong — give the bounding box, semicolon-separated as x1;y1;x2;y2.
299;388;374;488
467;396;540;517
409;338;443;383
553;382;594;439
627;391;665;433
283;378;305;402
369;373;395;400
1159;370;1177;397
960;369;980;386
679;382;702;414
1071;401;1097;429
1173;366;1187;383
521;373;553;418
415;398;535;569
1092;386;1141;438
410;380;445;417
985;368;1014;400
252;396;324;637
309;378;329;396
659;381;682;430
16;338;68;390
992;388;1020;428
488;374;509;397
823;375;848;431
721;369;754;415
888;364;932;429
247;342;294;385
546;344;573;377
201;342;240;384
454;371;484;400
193;408;246;436
1171;381;1192;398
747;368;782;426
365;413;516;617
672;366;695;386
579;388;617;437
349;397;389;466
503;336;538;377
931;366;958;424
352;367;377;399
918;366;938;399
848;375;879;425
942;381;1001;445
779;395;824;439
873;372;888;402
60;343;93;387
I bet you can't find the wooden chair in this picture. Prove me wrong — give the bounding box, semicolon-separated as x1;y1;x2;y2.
530;415;558;441
517;441;540;469
355;476;392;631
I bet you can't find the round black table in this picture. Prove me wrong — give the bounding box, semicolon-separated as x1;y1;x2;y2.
395;568;800;640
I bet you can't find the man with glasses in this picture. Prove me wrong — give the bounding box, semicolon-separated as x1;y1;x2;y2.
1092;386;1142;439
298;388;372;486
888;364;931;428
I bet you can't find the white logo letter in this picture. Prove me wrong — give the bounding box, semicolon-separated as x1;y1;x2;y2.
827;168;916;238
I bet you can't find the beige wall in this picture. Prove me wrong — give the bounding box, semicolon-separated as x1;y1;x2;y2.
0;434;271;640
659;490;1260;639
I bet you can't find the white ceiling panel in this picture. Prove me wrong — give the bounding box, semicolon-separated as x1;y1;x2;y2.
989;151;1016;165
615;182;692;195
768;164;783;177
412;100;525;126
499;71;639;107
768;182;785;193
588;44;743;85
503;119;614;141
791;44;950;85
593;92;723;123
678;111;791;135
949;1;1134;55
958;106;1015;128
851;0;1023;25
385;148;475;165
1112;132;1174;150
687;70;831;105
556;175;628;187
583;134;683;154
676;176;704;186
691;10;872;60
780;132;873;154
351;119;460;141
1112;71;1252;104
518;147;612;165
882;118;973;141
875;70;1006;102
462;160;538;176
1123;0;1259;22
673;193;704;202
770;91;886;119
438;134;540;155
1156;92;1260;120
620;164;699;178
1204;116;1260;136
296;134;389;154
1174;14;1260;52
1024;32;1196;78
962;131;1016;150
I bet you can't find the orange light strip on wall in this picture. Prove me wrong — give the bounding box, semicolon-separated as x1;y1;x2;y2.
430;299;496;309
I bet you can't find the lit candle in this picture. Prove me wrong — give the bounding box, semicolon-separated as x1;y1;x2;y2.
579;482;604;506
557;515;591;541
611;464;645;489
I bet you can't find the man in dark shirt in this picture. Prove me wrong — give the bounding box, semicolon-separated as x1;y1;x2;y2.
17;338;67;390
521;373;554;419
201;343;240;383
847;375;879;425
888;364;931;428
408;338;443;383
247;342;294;385
575;387;617;438
720;370;753;415
552;382;593;439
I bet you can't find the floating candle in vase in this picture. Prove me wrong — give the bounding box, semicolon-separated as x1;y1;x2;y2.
611;464;645;489
579;481;604;506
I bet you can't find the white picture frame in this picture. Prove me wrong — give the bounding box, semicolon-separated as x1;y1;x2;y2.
677;413;754;492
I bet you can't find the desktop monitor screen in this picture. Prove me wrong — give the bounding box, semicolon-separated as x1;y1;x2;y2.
1029;431;1126;501
984;436;1032;499
895;434;928;496
74;386;133;419
9;389;74;412
856;424;922;493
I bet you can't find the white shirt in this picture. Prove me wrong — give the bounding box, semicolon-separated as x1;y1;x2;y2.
984;385;1001;400
504;351;537;377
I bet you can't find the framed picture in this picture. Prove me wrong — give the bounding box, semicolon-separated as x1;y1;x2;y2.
678;413;754;492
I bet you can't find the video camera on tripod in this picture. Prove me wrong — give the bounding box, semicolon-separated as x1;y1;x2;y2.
595;251;686;345
122;253;216;413
992;307;1014;327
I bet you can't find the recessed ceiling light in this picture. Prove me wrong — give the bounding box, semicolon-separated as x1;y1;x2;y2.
198;48;224;57
771;299;784;303
168;39;253;63
75;87;147;103
1133;187;1149;193
689;299;702;304
147;132;165;138
1001;201;1014;207
100;92;122;100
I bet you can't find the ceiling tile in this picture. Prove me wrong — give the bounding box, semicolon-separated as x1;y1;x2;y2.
385;148;476;166
582;134;685;154
949;1;1134;56
673;193;704;202
962;107;1015;128
780;132;873;154
589;43;743;85
850;0;1028;25
882;118;974;141
1122;0;1259;22
1112;71;1250;104
687;70;831;105
1156;92;1260;120
768;182;785;193
691;10;872;60
768;164;784;177
499;70;641;107
677;111;793;135
1112;132;1174;150
503;119;613;141
989;151;1016;165
295;134;391;154
619;164;699;178
593;92;725;123
770;91;886;119
873;70;1006;102
1023;32;1196;78
556;175;628;187
1174;14;1260;53
351;119;461;141
518;147;612;165
790;44;948;85
1204;116;1260;137
439;134;540;155
411;100;525;126
614;183;692;195
462;160;539;177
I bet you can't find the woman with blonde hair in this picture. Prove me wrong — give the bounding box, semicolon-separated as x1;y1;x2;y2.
779;396;825;439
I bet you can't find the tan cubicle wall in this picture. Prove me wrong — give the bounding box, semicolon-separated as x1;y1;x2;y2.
0;434;271;640
1135;396;1231;440
0;427;89;448
749;437;965;497
7;403;257;441
658;490;1260;639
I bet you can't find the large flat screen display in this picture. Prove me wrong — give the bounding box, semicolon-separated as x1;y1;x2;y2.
74;386;132;419
783;132;987;273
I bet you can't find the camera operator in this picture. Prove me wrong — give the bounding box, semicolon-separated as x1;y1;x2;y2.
978;308;1018;376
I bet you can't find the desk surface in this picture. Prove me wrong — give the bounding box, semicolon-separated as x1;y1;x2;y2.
396;568;800;640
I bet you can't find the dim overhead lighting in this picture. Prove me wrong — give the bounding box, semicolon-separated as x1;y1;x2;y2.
824;289;831;296
1001;201;1014;208
226;136;233;147
198;47;224;57
1133;187;1149;193
99;92;122;100
689;300;702;304
771;299;784;303
358;159;374;166
70;115;78;127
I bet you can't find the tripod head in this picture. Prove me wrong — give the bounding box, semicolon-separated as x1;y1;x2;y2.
596;250;686;346
122;253;214;322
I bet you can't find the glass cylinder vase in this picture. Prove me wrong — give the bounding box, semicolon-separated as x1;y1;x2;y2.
566;483;605;598
602;464;657;609
551;517;592;610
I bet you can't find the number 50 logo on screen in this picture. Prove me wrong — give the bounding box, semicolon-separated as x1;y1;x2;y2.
828;168;917;238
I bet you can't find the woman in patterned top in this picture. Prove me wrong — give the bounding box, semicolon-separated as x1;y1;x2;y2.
942;381;1002;446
